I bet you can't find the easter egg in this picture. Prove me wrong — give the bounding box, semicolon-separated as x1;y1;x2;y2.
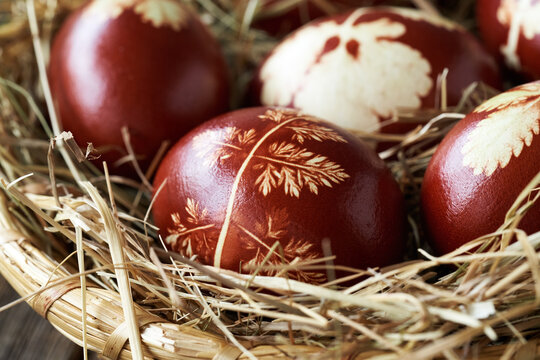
477;0;540;79
243;0;383;36
152;107;406;283
254;7;501;138
49;0;230;175
422;82;540;254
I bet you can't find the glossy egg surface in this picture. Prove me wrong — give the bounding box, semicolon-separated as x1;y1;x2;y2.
255;7;501;135
422;81;540;254
153;107;406;283
49;0;230;174
245;0;383;36
477;0;540;79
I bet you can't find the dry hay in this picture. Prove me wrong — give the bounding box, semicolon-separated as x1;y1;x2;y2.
0;0;539;359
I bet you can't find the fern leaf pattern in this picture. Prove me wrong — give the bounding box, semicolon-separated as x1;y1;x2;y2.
179;109;349;276
254;141;350;198
497;0;540;40
87;0;187;30
191;108;350;197
462;85;540;176
286;119;347;144
475;83;540;113
253;109;350;197
193;127;257;166
258;108;300;123
240;207;325;284
166;198;217;264
252;162;278;197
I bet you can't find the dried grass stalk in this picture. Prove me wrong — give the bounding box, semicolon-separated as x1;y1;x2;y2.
0;0;540;359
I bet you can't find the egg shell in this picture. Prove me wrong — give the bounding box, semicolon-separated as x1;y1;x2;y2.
49;0;230;175
477;0;540;79
253;7;501;137
421;81;540;255
246;0;384;36
152;107;406;283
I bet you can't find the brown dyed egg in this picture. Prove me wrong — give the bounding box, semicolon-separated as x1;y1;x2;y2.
152;107;406;283
253;7;501;138
422;82;540;255
49;0;230;175
241;0;383;36
477;0;540;79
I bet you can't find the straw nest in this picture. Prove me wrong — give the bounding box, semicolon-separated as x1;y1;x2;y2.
0;0;539;359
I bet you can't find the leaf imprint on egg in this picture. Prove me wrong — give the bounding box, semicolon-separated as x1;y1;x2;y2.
190;108;350;268
259;9;434;131
87;0;188;31
497;0;540;69
167;201;326;282
461;83;540;177
166;198;217;265
238;207;326;284
497;0;540;40
192;108;350;197
254;109;349;198
193;126;258;167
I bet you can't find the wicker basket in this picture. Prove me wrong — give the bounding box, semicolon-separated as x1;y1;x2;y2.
1;1;540;359
0;214;323;359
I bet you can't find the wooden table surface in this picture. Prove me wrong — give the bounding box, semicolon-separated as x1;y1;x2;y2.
0;275;97;360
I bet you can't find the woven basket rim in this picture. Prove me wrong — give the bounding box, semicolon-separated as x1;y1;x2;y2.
2;1;540;359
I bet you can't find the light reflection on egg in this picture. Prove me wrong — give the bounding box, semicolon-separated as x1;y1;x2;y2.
49;0;230;175
254;7;501;141
152;107;407;283
422;81;540;254
477;0;540;79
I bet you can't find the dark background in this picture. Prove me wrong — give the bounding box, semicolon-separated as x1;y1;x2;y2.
0;276;97;360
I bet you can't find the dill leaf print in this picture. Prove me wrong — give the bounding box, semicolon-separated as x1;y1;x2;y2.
88;0;187;30
242;237;325;284
258;108;300;123
282;238;326;284
497;0;540;40
462;88;540;177
253;163;278;197
259;109;348;144
192;126;257;166
240;208;325;284
184;198;207;224
259;10;433;131
236;128;258;146
286;119;347;144
134;0;187;31
475;83;540;113
254;141;350;197
166;198;217;264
